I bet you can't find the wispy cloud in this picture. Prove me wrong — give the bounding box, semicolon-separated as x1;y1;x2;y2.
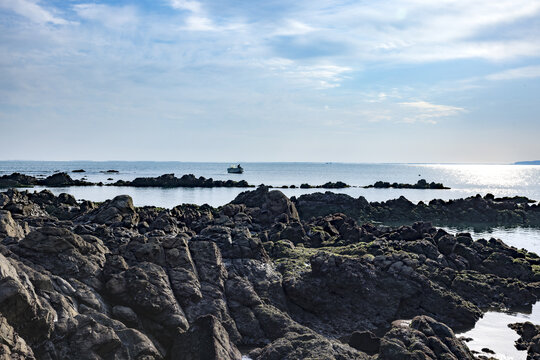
0;0;67;25
399;101;465;124
272;20;317;36
74;4;138;29
264;58;351;89
168;0;242;32
486;65;540;81
169;0;202;13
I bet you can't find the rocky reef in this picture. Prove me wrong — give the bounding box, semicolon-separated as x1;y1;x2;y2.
0;172;253;189
293;191;540;227
297;181;350;189
0;185;539;359
0;172;354;190
111;173;252;188
365;179;449;189
0;173;94;188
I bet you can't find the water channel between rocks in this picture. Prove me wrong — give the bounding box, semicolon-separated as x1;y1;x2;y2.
445;227;540;359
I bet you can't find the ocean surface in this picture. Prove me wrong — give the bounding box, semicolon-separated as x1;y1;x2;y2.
1;161;540;207
2;161;540;359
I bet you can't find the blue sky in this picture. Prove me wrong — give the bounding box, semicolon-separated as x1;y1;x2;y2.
1;0;539;162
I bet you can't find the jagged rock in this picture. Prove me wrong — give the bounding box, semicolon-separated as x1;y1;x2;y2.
46;311;162;360
0;315;35;359
0;210;25;240
0;253;55;345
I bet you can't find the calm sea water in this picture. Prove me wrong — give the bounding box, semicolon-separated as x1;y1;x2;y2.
2;161;540;359
1;161;539;207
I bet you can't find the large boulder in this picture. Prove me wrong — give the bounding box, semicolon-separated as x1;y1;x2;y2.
378;316;474;359
232;187;299;225
81;195;139;226
16;227;108;288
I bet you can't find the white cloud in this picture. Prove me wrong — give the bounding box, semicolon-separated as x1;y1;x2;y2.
263;58;351;89
398;101;465;123
169;0;202;13
168;0;242;32
74;4;138;29
183;15;216;31
283;0;540;62
273;20;317;36
486;65;540;81
0;0;67;25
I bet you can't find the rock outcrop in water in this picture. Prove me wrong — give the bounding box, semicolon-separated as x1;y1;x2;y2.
509;321;540;359
0;172;253;189
1;186;540;359
365;179;449;189
293;191;540;227
0;173;93;188
112;173;253;188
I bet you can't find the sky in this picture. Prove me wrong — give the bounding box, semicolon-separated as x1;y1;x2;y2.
0;0;539;163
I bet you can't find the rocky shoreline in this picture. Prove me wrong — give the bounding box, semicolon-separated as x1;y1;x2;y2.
1;186;539;359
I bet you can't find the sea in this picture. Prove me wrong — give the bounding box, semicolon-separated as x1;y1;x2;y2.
2;160;540;359
1;161;540;208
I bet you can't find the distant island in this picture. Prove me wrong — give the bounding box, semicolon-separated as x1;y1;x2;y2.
514;160;540;165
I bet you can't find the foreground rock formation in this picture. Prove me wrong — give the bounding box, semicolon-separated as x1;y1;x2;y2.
0;186;539;359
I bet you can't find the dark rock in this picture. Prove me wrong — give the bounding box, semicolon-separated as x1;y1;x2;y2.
38;173;93;187
0;210;25;240
168;315;241;360
0;188;539;360
378;316;473;359
232;186;299;225
348;330;380;354
365;179;449;189
79;195;138;226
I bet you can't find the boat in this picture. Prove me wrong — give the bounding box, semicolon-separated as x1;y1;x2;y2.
227;164;244;174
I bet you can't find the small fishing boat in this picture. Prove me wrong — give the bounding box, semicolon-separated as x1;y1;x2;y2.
227;164;244;174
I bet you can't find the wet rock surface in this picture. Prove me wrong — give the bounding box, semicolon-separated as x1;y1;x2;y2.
0;186;539;359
